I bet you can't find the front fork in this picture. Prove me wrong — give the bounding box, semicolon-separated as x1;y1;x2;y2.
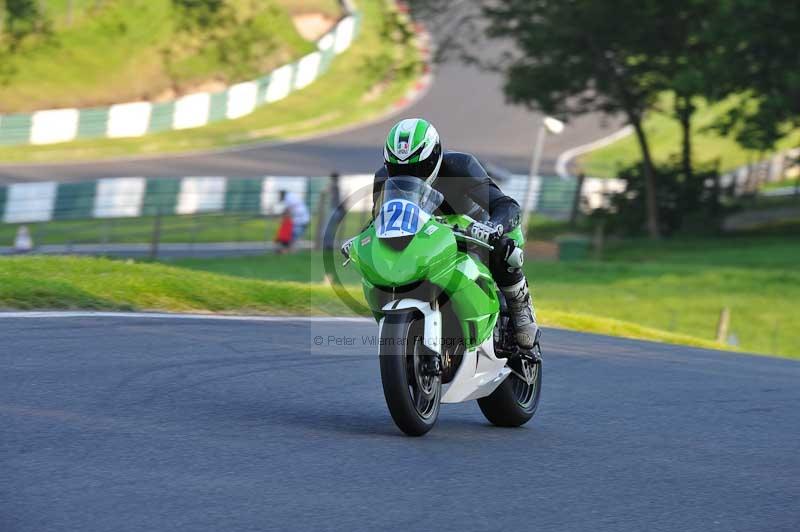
378;298;442;363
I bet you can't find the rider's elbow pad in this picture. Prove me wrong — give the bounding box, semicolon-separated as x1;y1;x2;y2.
490;200;521;232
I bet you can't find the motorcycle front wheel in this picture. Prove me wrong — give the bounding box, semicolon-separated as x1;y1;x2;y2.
379;313;441;436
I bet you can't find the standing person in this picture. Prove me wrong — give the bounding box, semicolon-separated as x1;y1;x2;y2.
278;190;310;251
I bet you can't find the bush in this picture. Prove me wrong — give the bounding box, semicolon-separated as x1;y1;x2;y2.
171;0;226;31
596;161;728;237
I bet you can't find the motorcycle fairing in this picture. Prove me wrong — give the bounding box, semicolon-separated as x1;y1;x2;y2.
353;216;500;349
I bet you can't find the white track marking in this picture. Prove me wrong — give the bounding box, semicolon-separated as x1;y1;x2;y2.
555;125;634;178
0;311;371;323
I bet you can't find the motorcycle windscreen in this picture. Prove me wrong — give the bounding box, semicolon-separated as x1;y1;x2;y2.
375;176;443;239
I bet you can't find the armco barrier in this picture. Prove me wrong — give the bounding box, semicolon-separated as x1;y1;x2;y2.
0;11;361;146
0;175;622;225
0;177;314;224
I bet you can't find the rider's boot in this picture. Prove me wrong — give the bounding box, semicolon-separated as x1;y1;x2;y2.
500;278;539;350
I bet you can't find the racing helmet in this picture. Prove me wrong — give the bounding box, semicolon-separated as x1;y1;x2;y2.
383;118;443;182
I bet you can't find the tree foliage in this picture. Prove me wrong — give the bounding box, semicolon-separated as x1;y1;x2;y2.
171;0;227;32
1;0;51;47
0;0;53;88
710;0;800;151
408;0;798;237
163;0;283;89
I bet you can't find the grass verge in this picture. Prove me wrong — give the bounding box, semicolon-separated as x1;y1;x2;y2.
0;256;353;315
579;94;800;178
3;216;797;358
168;233;800;359
0;0;422;163
0;255;730;356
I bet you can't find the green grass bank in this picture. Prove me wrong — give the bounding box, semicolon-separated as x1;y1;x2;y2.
0;255;728;355
580;95;800;178
1;0;341;113
167;232;800;359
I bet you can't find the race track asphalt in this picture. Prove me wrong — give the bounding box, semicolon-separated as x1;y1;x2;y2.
2;315;798;532
0;50;620;184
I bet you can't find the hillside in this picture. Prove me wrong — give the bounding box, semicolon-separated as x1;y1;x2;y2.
0;0;341;113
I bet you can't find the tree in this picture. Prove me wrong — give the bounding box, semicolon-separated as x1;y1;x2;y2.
408;1;798;235
484;1;688;238
645;0;724;212
710;0;800;151
654;1;716;185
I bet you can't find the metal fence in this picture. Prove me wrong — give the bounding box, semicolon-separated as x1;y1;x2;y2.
0;174;623;257
719;148;800;196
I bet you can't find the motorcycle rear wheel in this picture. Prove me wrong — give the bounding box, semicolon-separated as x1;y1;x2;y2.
478;346;542;427
379;314;441;436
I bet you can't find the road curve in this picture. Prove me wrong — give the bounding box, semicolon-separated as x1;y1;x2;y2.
1;315;798;532
0;55;620;184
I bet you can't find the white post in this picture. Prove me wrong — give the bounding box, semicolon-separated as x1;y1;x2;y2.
14;225;33;253
521;122;546;231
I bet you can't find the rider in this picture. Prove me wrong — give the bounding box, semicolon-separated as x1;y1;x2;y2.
374;118;539;350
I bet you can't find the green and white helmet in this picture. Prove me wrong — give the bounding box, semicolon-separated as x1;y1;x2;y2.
384;118;443;182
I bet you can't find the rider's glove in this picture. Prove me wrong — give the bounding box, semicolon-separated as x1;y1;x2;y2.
468;221;504;244
498;237;524;268
341;236;356;260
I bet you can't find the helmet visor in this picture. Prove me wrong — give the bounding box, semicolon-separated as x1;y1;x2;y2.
385;143;442;181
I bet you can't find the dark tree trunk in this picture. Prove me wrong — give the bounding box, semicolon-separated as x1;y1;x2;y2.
630;116;660;239
677;94;694;184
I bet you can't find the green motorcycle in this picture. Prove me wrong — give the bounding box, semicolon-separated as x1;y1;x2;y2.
342;175;542;436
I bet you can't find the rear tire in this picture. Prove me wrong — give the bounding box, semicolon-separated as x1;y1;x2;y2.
379;313;441;436
478;348;542;427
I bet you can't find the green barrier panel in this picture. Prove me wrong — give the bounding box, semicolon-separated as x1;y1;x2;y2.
537;177;578;219
53;181;96;220
0;186;7;221
208;91;228;123
225;178;263;213
556;235;591;261
142;178;181;216
0;114;32;146
306;176;328;214
289;61;300;89
76;107;110;139
256;75;271;104
147;102;175;133
317;22;340;75
318;46;336;75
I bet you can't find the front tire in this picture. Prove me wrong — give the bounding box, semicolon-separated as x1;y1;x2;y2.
478;346;542;427
379;313;441;436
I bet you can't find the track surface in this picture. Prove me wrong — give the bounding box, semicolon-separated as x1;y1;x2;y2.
0;57;618;184
2;316;798;532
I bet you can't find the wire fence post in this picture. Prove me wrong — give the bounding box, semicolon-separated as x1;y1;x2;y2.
716;307;731;344
264;214;272;245
101;220;110;253
569;173;585;228
593;220;605;261
314;190;328;251
149;209;162;260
